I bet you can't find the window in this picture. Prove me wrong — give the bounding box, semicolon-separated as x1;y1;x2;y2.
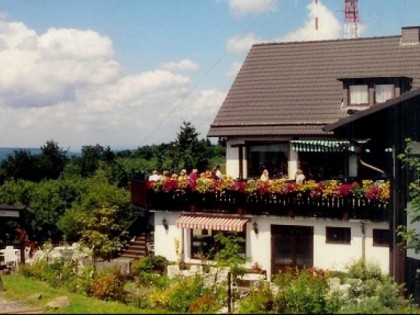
375;84;394;103
373;229;390;246
349;85;368;105
190;229;246;260
326;227;351;244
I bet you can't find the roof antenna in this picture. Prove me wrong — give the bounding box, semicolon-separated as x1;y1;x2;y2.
314;0;319;39
344;0;360;39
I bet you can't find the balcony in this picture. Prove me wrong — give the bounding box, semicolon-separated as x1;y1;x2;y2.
131;178;390;221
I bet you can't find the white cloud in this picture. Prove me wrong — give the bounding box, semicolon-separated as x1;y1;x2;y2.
160;59;199;72
227;33;263;54
0;22;120;109
39;28;114;59
222;0;278;16
0;19;224;149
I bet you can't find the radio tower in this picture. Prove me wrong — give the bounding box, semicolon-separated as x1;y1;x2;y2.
344;0;359;39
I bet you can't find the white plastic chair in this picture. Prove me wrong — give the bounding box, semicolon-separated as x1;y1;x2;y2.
3;247;19;269
24;246;31;264
146;242;154;256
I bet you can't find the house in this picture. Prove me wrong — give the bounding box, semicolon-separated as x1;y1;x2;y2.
131;26;420;292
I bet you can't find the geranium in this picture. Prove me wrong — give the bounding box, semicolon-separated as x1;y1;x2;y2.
195;177;216;193
214;176;237;191
146;177;391;203
148;179;165;192
244;179;258;194
255;179;271;195
362;180;390;203
337;182;354;197
269;179;297;195
322;180;340;198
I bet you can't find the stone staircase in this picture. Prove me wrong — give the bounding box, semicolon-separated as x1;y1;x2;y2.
119;232;153;260
96;230;154;274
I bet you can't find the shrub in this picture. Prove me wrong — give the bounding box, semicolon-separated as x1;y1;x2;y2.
148;274;215;313
131;255;169;287
236;281;275;314
89;268;129;302
188;293;219;314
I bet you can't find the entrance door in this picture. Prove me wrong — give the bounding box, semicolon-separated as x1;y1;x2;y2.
271;225;313;275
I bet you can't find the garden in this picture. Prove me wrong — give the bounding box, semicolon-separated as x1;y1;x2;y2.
2;237;419;314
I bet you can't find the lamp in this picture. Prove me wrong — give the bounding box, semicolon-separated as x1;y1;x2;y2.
162;218;168;230
252;221;258;234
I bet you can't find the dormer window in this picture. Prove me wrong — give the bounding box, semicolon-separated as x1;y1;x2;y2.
374;84;394;103
349;85;368;105
339;76;412;111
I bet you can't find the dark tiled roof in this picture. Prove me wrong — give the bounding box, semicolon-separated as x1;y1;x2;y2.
207;125;331;137
208;29;420;138
0;204;26;211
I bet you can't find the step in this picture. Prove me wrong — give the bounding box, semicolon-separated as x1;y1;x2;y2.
121;249;146;256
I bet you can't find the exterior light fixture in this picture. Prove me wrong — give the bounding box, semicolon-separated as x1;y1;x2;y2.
162;218;168;230
252;221;258;234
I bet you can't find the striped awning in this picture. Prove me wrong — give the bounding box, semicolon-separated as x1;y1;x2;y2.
176;215;249;232
291;140;354;152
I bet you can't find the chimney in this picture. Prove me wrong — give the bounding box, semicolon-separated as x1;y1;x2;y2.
401;26;420;45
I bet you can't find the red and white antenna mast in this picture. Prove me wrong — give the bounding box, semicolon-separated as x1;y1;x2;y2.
314;0;319;32
344;0;359;39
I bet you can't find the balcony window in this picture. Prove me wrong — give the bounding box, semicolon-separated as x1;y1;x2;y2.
349;85;368;105
326;227;351;244
373;229;390;247
191;230;245;260
375;84;394;103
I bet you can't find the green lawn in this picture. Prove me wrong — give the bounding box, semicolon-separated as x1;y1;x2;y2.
1;273;171;314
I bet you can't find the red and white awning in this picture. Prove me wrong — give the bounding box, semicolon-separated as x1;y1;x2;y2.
176;215;249;232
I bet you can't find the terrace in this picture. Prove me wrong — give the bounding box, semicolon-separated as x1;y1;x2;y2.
131;177;390;222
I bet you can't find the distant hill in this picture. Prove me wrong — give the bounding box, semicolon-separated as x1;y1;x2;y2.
0;147;42;161
0;147;83;161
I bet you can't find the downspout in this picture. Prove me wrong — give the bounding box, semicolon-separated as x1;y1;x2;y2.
360;221;366;263
181;227;185;269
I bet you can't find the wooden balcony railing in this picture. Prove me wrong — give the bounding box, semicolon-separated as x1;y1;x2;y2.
131;180;389;221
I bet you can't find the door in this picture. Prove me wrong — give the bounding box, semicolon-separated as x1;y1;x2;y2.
271;225;313;275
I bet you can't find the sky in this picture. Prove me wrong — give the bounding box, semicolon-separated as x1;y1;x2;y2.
0;0;419;151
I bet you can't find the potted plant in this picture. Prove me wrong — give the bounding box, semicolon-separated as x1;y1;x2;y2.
250;261;262;273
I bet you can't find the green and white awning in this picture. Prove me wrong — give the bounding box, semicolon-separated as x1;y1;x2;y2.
291;140;354;153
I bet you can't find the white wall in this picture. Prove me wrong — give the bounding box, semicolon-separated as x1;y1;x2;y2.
153;211;390;280
153;212;182;262
226;141;239;179
406;202;420;260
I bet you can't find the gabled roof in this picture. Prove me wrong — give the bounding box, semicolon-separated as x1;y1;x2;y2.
208;27;420;138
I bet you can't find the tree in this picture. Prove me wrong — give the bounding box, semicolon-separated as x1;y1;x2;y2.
39;140;68;179
213;232;246;281
175;121;211;172
77;203;127;262
0;149;38;182
58;167;134;261
80;144;116;177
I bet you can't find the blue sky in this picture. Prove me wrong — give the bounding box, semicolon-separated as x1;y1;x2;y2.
0;0;419;151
